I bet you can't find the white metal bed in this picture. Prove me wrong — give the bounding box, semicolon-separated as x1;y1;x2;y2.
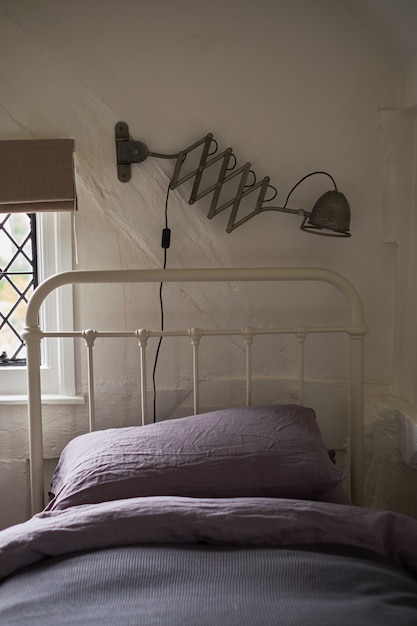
23;267;368;515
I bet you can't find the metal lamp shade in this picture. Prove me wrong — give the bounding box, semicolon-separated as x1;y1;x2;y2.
301;190;351;237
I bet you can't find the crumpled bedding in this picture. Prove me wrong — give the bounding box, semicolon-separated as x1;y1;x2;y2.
2;495;417;581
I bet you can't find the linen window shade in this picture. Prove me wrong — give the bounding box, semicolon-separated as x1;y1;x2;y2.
0;138;76;212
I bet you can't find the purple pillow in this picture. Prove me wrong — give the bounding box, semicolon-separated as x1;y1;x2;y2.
47;404;346;511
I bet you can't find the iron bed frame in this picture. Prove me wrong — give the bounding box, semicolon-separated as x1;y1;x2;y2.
23;267;368;515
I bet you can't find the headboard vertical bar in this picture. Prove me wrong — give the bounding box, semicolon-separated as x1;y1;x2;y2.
243;328;255;406
190;329;202;414
296;327;306;406
83;330;97;432
86;346;96;432
137;330;149;426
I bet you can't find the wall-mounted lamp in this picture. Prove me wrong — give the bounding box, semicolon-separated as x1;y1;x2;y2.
115;122;351;238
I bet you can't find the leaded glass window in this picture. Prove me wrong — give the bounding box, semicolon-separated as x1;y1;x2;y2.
0;213;38;366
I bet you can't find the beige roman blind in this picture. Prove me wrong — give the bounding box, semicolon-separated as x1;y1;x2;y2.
0;138;76;212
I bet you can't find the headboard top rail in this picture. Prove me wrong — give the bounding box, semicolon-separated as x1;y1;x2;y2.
25;267;367;332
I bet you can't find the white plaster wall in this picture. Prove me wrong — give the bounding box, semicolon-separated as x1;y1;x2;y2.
0;0;415;527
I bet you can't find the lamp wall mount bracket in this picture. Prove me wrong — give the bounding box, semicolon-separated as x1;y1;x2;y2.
115;121;149;182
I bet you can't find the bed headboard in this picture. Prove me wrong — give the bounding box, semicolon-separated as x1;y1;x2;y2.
23;267;368;515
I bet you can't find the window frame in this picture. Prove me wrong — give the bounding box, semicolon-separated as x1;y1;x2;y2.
0;212;77;401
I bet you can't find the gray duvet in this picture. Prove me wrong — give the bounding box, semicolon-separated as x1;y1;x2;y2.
1;496;417;625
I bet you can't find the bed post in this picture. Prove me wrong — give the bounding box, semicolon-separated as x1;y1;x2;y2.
349;329;366;506
22;325;44;516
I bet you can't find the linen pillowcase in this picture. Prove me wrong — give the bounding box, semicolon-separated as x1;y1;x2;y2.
318;483;351;505
47;404;346;511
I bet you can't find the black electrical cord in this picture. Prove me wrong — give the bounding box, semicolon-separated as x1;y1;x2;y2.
152;179;171;423
282;171;337;209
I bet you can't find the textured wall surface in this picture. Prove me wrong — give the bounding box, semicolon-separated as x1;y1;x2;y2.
0;0;416;527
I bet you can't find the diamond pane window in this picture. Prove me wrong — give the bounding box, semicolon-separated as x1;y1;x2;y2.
0;213;38;366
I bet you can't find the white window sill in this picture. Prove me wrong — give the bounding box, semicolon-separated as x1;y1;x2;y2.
0;395;85;405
